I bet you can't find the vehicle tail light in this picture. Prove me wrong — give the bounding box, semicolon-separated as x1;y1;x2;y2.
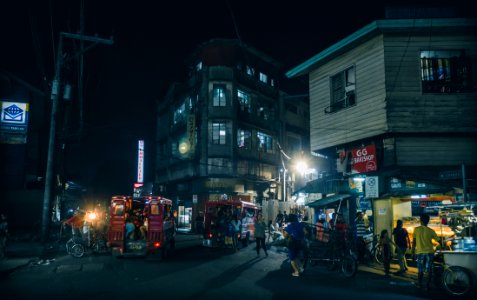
153;242;161;248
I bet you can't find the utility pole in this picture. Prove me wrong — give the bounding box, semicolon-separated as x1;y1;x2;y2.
41;31;113;242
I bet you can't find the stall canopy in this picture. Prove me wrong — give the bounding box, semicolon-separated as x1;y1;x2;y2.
306;194;351;208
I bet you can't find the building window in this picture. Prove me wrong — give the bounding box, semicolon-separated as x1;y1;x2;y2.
246;65;255;76
259;72;268;83
237;90;251;112
196;61;202;71
287;135;302;154
327;66;356;113
173;102;186;124
420;50;473;93
257;131;273;153
212;84;226;107
237;129;251;150
285;103;298;114
211;122;226;145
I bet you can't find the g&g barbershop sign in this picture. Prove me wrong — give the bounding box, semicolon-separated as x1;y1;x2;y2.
351;144;377;173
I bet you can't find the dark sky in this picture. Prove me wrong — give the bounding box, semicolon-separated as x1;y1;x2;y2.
1;0;474;196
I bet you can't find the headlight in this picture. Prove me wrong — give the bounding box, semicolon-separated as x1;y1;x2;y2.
86;211;97;221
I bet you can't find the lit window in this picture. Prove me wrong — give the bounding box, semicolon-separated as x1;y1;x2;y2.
246;66;255;76
212;84;226;107
211;122;226;145
237;90;251;112
237;129;251;149
173;102;186;124
420;50;473;93
259;72;268;83
257;131;274;153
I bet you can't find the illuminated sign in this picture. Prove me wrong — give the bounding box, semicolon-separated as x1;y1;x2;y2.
351;144;377;173
137;140;144;183
0;100;29;144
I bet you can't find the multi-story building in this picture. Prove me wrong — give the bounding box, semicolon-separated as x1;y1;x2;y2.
286;12;477;233
154;39;312;228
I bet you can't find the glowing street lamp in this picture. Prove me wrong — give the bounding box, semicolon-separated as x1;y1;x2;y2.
295;160;308;176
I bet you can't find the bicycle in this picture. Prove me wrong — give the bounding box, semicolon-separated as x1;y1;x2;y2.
437;250;476;297
349;233;383;265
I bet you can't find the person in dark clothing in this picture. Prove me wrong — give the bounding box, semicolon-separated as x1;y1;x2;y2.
254;214;268;256
275;211;284;228
379;229;397;278
392;219;411;274
284;214;307;277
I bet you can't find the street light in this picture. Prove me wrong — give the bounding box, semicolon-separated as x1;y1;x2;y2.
295;160;308;176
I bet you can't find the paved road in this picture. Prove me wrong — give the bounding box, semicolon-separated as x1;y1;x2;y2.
0;234;469;300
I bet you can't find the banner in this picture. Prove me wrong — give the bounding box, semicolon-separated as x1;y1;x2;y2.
351;144;377;173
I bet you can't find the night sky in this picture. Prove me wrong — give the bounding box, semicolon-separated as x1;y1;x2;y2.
1;0;474;197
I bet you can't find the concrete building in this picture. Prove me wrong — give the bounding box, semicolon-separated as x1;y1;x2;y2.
154;39;314;229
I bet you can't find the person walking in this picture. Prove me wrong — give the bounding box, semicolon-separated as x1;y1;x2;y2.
283;214;307;277
275;211;284;228
379;229;397;278
392;219;411;274
267;220;276;243
230;214;242;251
254;214;268;256
412;214;439;291
354;211;368;263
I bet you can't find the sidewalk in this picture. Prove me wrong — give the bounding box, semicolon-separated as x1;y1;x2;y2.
0;231;203;277
358;260;418;282
0;240;49;276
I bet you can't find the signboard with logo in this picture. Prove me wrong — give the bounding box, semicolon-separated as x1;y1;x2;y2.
365;176;379;198
0;101;29;144
351;144;377;173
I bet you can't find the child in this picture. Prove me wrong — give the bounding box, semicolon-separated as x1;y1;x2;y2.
379;229;396;278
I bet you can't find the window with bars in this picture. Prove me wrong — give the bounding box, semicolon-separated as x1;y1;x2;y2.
420;50;473;93
327;66;356;113
212;84;227;107
211;122;226;145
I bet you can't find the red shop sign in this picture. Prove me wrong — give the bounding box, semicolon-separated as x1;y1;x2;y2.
351;144;377;173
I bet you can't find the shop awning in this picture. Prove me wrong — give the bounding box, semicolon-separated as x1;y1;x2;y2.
306;194;351;208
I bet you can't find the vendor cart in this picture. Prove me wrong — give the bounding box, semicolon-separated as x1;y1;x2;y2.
440;250;477;297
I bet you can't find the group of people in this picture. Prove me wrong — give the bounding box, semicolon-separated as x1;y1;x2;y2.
376;213;438;291
281;208;439;290
213;207;243;250
125;209;148;240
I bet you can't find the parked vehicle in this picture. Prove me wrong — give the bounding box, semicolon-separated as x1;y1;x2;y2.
63;209;108;258
202;200;259;248
107;195;175;259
